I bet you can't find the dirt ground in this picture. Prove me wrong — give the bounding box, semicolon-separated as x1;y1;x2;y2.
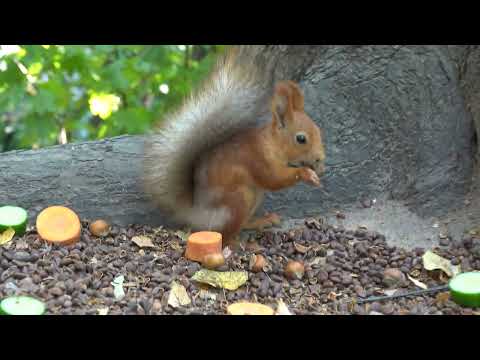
0;215;479;315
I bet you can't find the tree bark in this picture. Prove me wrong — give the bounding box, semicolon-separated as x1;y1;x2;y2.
0;45;477;236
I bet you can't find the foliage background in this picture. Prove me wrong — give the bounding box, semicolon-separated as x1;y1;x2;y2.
0;45;224;152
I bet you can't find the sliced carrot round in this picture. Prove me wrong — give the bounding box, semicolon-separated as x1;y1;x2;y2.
227;302;274;315
185;231;222;262
36;206;81;246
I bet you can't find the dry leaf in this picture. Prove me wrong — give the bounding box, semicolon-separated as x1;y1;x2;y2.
435;292;450;306
305;218;323;230
407;274;428;289
15;239;29;250
245;240;262;252
308;257;326;267
167;281;191;308
348;239;360;247
198;289;217;302
294;242;310;254
97;307;109;315
289;287;303;295
222;246;233;260
275;299;293;315
111;275;125;300
384;289;398;296
87;298;102;306
131;235;155;248
327;292;338;301
192;270;248;291
174;230;190;243
170;241;183;251
422;250;461;277
348;300;356;313
0;228;15;246
409;269;421;278
306;296;316;307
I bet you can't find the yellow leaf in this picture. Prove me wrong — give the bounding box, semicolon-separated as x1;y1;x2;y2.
88;93;121;120
422;250;461;277
192;270;248;291
0;228;15;246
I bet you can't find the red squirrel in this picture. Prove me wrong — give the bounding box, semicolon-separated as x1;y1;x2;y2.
144;46;325;247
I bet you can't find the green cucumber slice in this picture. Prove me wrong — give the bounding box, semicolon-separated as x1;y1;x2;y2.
448;272;480;308
0;296;46;315
0;206;28;236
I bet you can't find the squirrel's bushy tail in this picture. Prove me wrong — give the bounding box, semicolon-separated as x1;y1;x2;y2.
143;46;274;228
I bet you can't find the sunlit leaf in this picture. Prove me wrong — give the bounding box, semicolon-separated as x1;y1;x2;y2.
88;92;121;120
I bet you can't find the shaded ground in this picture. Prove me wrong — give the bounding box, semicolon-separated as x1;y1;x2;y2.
0;217;479;315
280;167;480;251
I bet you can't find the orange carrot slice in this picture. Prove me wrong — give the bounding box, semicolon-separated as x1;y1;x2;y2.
36;206;81;246
227;302;275;315
185;231;222;262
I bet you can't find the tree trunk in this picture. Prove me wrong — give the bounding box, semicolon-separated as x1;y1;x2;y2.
0;45;477;247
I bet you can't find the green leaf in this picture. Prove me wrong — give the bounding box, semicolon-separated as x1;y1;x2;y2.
29;90;57;114
0;45;222;151
109;107;152;135
0;59;24;83
102;61;129;91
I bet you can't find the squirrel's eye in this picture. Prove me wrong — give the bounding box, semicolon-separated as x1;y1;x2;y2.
296;133;307;145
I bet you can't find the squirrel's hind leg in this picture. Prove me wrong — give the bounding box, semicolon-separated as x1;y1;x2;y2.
242;189;281;231
217;187;258;250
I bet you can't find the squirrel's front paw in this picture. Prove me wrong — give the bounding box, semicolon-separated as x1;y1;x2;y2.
299;168;321;187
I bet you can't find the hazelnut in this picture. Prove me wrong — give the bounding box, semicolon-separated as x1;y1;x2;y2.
383;268;405;287
89;220;110;237
202;253;225;269
249;254;267;273
285;261;305;280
